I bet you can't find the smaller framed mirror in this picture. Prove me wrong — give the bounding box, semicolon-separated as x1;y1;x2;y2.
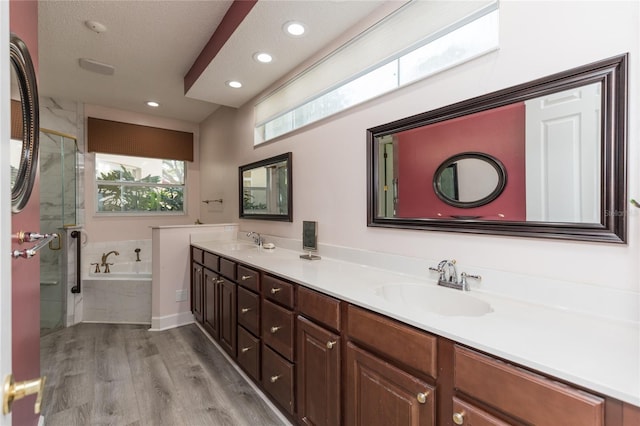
433;152;506;208
239;152;292;221
10;33;40;213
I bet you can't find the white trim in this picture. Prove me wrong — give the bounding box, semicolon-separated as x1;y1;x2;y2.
149;311;194;331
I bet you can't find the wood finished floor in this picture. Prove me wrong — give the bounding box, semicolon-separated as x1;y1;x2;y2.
40;323;286;426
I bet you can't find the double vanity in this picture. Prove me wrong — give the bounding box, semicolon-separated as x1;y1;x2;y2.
189;239;639;426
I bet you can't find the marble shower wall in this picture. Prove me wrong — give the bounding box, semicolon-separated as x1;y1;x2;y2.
39;97;85;329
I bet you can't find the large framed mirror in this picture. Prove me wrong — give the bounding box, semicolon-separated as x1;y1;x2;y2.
367;54;627;243
239;152;292;221
10;33;40;213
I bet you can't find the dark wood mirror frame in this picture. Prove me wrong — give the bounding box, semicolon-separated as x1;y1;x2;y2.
239;152;293;222
367;54;628;243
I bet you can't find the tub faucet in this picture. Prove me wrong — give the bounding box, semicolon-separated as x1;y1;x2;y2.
101;250;119;273
246;232;263;247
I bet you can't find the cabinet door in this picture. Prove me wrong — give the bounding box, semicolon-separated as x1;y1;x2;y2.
297;316;340;426
191;262;204;324
219;277;237;358
346;343;435;426
203;268;220;340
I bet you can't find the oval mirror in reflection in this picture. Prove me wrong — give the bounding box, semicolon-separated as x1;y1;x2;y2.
9;33;40;213
433;152;506;208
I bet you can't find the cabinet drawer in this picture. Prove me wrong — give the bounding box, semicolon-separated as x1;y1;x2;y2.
237;265;260;292
452;397;511;426
262;299;294;361
237;286;260;336
263;274;295;309
237;326;260;382
191;247;203;264
347;304;437;379
262;345;294;415
203;251;219;271
454;346;604;426
298;286;341;331
219;258;236;280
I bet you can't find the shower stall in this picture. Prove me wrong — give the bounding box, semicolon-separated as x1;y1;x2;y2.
39;129;78;335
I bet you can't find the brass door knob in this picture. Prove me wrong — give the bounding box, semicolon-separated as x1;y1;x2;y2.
241;308;251;314
241;275;252;281
270;326;281;334
241;347;251;353
3;374;46;415
326;341;337;349
270;287;281;294
453;412;465;425
416;391;429;404
270;375;281;383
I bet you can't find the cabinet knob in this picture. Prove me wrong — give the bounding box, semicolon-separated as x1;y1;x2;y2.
270;375;281;383
270;287;281;294
215;278;224;284
241;347;251;353
270;326;281;334
241;275;252;281
241;307;251;314
416;391;429;404
452;412;465;425
326;340;337;349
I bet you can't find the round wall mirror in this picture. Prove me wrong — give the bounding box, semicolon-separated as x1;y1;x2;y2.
10;33;39;213
433;152;506;208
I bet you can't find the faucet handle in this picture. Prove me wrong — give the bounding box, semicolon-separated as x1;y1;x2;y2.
460;272;481;290
91;263;101;273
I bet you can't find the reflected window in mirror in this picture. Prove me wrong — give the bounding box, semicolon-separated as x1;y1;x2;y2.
368;54;627;243
239;153;292;221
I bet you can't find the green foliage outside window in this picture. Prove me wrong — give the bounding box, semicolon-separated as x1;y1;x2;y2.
97;166;184;212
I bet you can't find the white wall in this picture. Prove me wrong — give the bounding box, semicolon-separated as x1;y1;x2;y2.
83;104;202;242
199;1;639;294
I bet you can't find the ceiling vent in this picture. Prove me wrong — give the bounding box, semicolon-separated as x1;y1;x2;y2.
78;58;115;75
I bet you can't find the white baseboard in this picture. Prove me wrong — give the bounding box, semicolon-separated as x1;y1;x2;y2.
149;311;194;331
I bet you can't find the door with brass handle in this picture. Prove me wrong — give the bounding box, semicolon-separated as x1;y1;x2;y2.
2;374;46;415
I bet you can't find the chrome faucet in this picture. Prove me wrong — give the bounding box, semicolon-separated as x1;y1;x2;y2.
246;232;264;247
429;259;480;291
101;250;119;273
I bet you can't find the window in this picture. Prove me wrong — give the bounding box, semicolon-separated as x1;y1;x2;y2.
255;2;499;144
95;153;185;214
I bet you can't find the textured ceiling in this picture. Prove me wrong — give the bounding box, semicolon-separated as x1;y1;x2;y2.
38;0;390;124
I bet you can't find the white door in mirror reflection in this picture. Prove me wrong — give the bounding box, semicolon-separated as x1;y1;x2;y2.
525;82;601;223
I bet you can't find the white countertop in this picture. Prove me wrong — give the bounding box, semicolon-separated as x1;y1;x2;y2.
192;240;640;406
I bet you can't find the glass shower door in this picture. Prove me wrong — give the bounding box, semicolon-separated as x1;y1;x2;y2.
39;130;77;335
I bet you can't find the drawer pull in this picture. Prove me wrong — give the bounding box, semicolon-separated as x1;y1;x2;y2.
270;375;281;383
240;307;251;314
416;391;430;404
241;275;252;281
452;412;465;425
270;326;281;334
241;347;251;353
326;341;337;350
215;278;225;284
270;287;281;294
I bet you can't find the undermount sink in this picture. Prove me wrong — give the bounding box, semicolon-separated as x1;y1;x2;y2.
374;283;493;317
220;242;257;251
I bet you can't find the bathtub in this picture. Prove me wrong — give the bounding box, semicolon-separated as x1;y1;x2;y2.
83;261;152;324
88;261;152;280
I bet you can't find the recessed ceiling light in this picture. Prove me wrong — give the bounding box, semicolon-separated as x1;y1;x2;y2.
284;21;306;37
253;52;273;63
146;101;159;108
226;80;242;89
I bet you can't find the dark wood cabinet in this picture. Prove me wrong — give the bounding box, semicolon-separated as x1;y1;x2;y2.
237;325;260;382
203;268;220;340
296;315;340;426
191;262;204;324
346;342;436;426
219;276;237;358
263;344;295;415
